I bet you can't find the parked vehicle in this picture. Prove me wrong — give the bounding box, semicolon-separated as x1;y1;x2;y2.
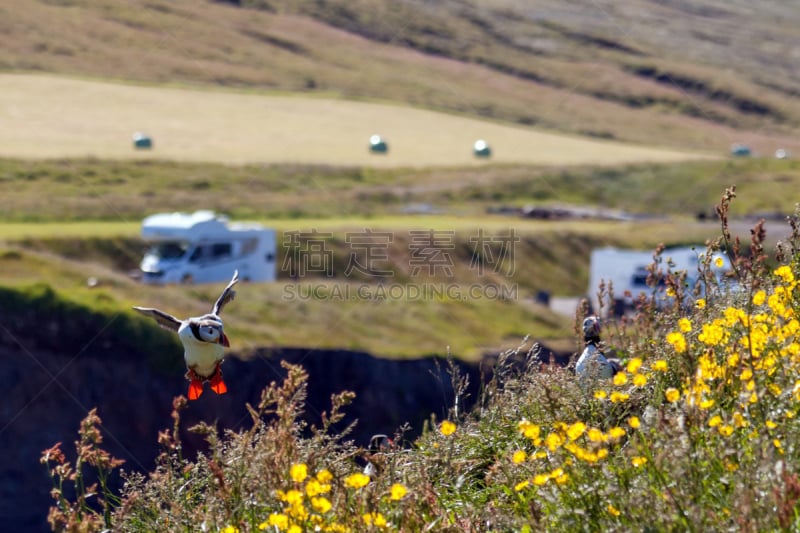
588;246;733;317
139;210;277;284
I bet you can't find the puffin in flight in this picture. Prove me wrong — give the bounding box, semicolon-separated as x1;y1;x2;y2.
133;270;239;400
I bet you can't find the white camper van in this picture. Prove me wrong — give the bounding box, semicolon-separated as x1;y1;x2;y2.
588;246;732;317
139;210;277;284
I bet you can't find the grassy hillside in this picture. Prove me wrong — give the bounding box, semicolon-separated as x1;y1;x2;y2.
0;238;579;360
1;0;798;155
1;156;798;222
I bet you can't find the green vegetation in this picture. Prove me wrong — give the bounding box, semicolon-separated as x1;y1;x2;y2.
2;157;799;222
0;282;182;373
41;197;800;531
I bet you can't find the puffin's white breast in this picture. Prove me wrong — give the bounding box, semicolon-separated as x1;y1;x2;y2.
178;322;225;377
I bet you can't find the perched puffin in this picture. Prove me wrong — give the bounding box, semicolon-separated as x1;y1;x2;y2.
363;434;394;478
133;270;239;400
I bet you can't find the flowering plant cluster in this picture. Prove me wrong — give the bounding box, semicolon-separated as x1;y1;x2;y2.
41;192;800;531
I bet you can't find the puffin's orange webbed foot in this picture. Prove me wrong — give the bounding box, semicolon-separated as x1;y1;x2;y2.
187;378;204;400
209;364;227;395
185;368;205;400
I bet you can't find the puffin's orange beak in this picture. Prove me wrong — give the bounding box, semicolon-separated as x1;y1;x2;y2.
220;332;230;347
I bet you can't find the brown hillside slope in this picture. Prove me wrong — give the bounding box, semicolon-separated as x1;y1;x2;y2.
1;0;798;154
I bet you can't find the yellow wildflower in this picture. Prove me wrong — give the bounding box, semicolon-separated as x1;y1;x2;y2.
718;425;734;437
311;496;332;514
290;463;308;483
316;469;333;483
594;390;608;400
610;391;630;403
260;513;288;530
514;480;530;491
633;373;648;387
389;483;407;501
362;512;387;528
221;527;239;533
512;450;527;464
287;501;308;521
652;359;668;372
587;428;607;443
305;479;331;497
775;265;795;284
566;421;587;441
532;474;549;486
695;298;706;309
667;331;687;353
344;473;370;489
613;372;628;386
708;415;722;427
278;489;303;505
628;416;640;429
544;432;565;451
631;456;647;467
518;420;541;440
607;504;621;517
607;427;626;440
665;388;680;403
678;318;692;333
626;357;643;374
766;420;778;429
698;322;726;346
288;525;301;533
752;290;766;306
699;398;715;410
439;420;456;436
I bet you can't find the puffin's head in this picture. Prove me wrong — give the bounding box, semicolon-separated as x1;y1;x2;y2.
193;319;230;347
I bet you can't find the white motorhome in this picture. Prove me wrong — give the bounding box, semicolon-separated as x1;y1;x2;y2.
139;210;277;284
588;246;733;317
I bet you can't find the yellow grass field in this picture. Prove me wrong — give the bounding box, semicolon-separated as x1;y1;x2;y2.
0;74;712;168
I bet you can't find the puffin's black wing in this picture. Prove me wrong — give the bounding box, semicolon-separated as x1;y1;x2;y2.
212;270;239;316
132;307;182;332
